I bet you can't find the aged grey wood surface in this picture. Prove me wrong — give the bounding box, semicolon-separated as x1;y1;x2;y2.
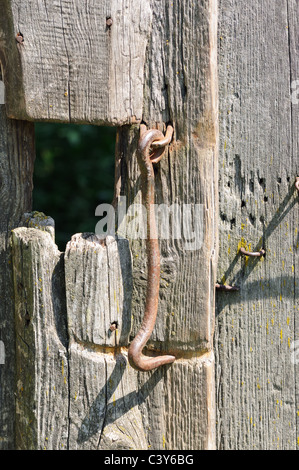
68;344;148;450
115;0;218;449
11;221;69;450
216;0;299;449
1;0;218;450
10;223;148;450
65;234;132;348
0;0;152;125
65;233;147;450
0;102;34;449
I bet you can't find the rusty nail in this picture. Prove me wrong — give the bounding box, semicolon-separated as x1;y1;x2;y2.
295;177;299;192
106;17;113;27
128;125;176;372
216;283;240;292
240;247;265;258
16;32;24;44
109;322;117;332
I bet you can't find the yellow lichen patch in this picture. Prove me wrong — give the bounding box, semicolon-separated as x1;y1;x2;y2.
257;379;261;390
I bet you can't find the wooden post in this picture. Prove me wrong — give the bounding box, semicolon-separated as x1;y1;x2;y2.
0;104;34;449
1;0;218;450
114;0;218;449
216;0;299;450
11;218;68;450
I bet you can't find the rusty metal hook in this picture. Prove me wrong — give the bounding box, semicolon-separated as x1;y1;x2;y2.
128;125;175;372
216;283;240;292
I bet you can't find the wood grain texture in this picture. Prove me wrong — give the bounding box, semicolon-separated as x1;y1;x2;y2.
0;0;152;125
1;0;218;449
216;0;299;449
115;0;218;449
64;234;146;449
65;234;132;347
68;345;148;450
0;105;34;449
138;352;216;450
11;219;69;450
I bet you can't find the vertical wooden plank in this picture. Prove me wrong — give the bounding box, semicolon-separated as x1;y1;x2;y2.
115;0;218;449
0;98;34;449
216;0;299;449
11;219;69;450
288;0;299;449
65;233;147;449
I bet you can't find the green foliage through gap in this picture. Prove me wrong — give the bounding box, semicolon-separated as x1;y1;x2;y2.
33;123;116;251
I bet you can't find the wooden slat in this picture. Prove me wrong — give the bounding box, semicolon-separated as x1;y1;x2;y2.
0;0;152;125
64;233;147;449
11;221;69;450
216;0;299;450
0;105;34;449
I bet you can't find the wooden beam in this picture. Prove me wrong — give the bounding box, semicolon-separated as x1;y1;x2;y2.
0;0;152;125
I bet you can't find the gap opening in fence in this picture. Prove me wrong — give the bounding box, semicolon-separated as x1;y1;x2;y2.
33;123;117;251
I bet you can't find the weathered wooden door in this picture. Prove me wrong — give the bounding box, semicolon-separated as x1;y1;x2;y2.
0;0;218;450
